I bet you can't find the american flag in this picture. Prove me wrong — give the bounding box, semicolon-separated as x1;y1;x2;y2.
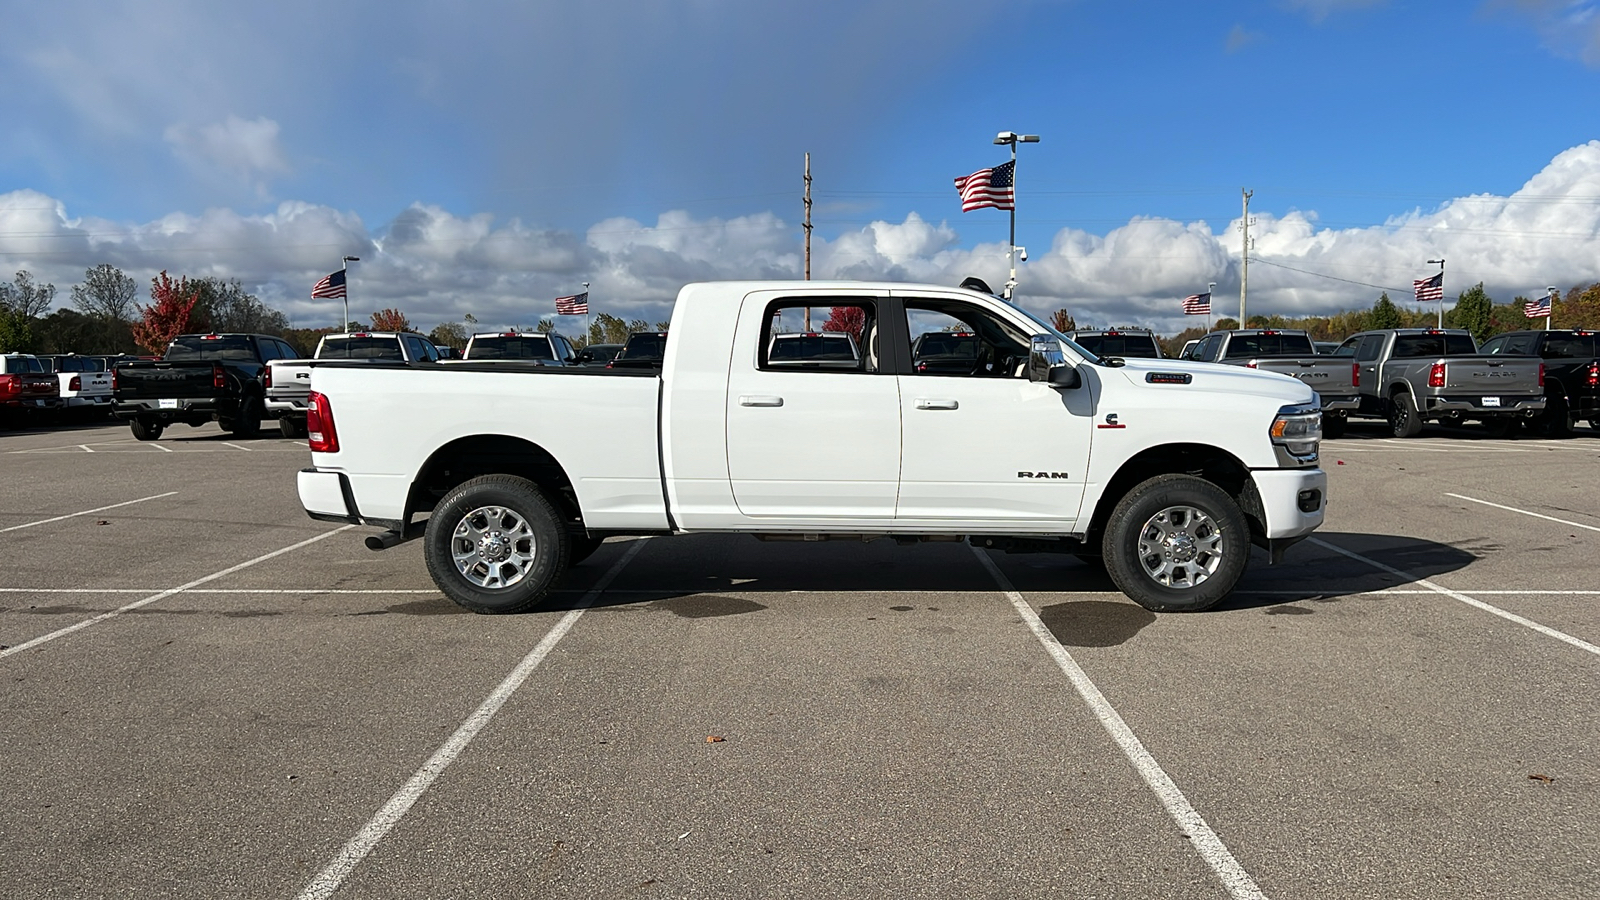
953;160;1015;212
311;270;347;299
1182;292;1212;315
1525;295;1553;318
1413;272;1444;302
555;291;589;315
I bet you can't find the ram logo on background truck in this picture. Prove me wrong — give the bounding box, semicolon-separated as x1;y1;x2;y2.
296;281;1327;614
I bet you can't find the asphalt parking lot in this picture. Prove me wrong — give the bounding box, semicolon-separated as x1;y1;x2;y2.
2;417;1597;899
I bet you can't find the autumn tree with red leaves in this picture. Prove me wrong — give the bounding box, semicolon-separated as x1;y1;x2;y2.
131;271;207;355
369;308;412;332
821;305;866;343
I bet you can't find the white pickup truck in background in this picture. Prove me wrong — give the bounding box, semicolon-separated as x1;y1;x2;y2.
266;332;441;437
297;280;1327;614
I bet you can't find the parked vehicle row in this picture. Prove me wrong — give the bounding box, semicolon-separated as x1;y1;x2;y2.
267;332;442;438
1181;329;1359;437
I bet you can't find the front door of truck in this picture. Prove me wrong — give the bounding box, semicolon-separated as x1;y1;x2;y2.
894;297;1094;529
725;292;901;519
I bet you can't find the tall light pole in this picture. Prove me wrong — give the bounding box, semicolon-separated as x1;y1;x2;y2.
1546;285;1558;330
1426;258;1445;328
994;131;1040;301
341;256;359;331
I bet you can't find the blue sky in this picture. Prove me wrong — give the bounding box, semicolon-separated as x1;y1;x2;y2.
3;0;1599;334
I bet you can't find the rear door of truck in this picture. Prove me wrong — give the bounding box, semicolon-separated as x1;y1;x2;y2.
724;289;901;518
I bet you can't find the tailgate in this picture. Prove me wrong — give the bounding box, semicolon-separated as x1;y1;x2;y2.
1443;358;1542;394
268;362;313;400
1255;358;1355;393
114;363;219;399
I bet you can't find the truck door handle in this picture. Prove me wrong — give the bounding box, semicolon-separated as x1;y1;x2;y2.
739;395;784;407
915;398;959;410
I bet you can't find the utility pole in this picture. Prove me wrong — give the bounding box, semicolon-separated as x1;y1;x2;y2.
1239;189;1252;326
803;153;812;331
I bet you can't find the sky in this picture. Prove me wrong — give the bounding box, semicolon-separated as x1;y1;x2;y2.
3;0;1600;336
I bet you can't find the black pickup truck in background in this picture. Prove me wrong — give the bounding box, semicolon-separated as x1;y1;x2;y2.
112;333;301;440
1480;329;1598;436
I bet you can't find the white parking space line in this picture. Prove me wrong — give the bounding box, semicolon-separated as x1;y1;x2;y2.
221;441;253;451
971;547;1269;900
0;588;441;595
151;443;172;452
79;444;94;453
0;526;354;660
294;537;650;900
0;492;179;534
1445;493;1600;535
1308;537;1600;658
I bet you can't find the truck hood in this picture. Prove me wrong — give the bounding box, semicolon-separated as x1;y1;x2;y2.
1105;357;1318;406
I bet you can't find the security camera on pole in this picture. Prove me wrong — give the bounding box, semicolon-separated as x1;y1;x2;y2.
954;131;1039;301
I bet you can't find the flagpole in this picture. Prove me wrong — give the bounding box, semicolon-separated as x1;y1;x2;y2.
583;281;590;344
1427;258;1445;328
341;256;359;331
993;131;1039;302
1546;286;1557;331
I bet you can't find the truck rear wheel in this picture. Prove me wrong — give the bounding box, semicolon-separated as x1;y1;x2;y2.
130;418;164;441
425;475;569;614
231;396;262;438
1102;474;1248;613
1388;391;1423;438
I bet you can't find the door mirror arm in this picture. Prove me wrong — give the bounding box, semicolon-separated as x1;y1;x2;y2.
1027;333;1082;389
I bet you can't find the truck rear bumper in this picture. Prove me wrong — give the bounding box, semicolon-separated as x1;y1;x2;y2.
1320;396;1359;412
1423;395;1545;416
265;396;308;417
298;468;404;530
113;398;225;420
1251;468;1326;540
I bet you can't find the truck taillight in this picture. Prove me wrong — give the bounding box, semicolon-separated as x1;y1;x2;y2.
1245;361;1258;369
0;375;17;396
70;375;82;391
307;391;338;453
1428;362;1445;388
1538;362;1545;387
263;366;273;389
1588;362;1598;388
111;368;118;391
212;363;226;390
1351;362;1360;388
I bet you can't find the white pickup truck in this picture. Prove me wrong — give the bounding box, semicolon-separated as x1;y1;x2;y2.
297;281;1327;613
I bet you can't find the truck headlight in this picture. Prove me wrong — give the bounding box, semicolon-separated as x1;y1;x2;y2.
1270;404;1321;464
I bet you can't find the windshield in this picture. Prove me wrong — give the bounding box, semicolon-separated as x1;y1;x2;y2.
1071;334;1162;358
1221;333;1315;358
1392;333;1478;358
319;337;404;360
618;333;668;360
166;336;255;361
467;336;554;360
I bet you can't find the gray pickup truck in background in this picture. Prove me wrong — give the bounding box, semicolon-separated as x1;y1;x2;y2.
266;332;441;437
1334;328;1546;437
1184;329;1360;437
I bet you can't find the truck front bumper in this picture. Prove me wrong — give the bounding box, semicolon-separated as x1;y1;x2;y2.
1251;468;1326;540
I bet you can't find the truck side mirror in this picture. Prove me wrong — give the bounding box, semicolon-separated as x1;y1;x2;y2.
1027;334;1081;389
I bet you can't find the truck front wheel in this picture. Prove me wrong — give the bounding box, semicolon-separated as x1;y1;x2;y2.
425;475;569;614
1102;474;1248;613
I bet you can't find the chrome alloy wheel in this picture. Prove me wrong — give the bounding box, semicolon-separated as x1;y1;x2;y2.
1135;505;1223;588
451;505;537;589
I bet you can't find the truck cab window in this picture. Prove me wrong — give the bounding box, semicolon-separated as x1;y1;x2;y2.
759;301;875;373
904;300;1029;378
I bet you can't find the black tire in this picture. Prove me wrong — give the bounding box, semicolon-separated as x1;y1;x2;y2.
130;418;164;441
1101;474;1249;613
424;475;569;614
1388;391;1424;438
1540;397;1573;438
568;534;605;565
278;415;305;439
231;395;262;438
1322;414;1346;440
